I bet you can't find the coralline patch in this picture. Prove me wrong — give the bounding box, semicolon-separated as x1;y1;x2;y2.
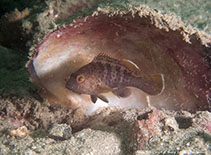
27;5;211;115
135;109;211;153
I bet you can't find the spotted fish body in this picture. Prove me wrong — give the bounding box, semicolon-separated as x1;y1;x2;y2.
66;54;164;103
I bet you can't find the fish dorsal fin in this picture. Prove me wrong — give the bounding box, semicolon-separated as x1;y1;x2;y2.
93;53;107;62
120;59;141;73
93;53;141;74
93;53;119;64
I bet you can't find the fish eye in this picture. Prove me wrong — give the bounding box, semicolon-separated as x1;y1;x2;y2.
76;75;85;83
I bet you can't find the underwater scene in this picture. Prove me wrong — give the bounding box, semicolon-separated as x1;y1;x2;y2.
0;0;210;154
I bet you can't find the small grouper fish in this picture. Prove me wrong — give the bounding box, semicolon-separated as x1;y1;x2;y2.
66;54;165;103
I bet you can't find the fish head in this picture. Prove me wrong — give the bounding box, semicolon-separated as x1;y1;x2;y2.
66;64;98;94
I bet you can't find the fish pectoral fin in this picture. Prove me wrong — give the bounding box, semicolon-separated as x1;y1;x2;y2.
91;94;109;103
97;95;109;103
90;95;97;103
113;88;131;98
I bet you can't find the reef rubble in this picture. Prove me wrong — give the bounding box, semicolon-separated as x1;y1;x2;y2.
0;0;210;154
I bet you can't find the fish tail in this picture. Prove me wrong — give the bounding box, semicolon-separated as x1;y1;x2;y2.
135;74;165;95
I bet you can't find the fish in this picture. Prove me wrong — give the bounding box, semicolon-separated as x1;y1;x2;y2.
66;54;165;103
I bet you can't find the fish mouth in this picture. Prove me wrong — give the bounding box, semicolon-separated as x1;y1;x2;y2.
65;82;81;95
65;82;72;91
28;6;211;113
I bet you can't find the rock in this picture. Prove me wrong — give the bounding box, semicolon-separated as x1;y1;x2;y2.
0;0;211;154
67;128;121;155
10;126;29;137
49;124;72;140
0;109;211;154
135;109;211;154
